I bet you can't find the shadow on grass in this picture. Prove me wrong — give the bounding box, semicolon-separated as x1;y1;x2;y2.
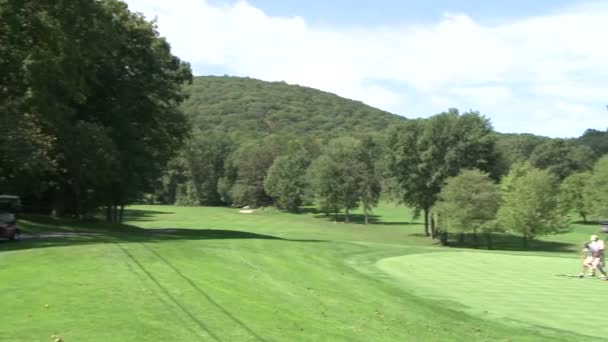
0;212;323;253
121;209;175;222
290;207;321;215
571;220;599;226
311;212;422;227
285;205;422;226
435;232;575;252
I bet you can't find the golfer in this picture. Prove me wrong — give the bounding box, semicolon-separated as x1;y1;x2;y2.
590;235;605;274
580;242;596;278
579;236;607;280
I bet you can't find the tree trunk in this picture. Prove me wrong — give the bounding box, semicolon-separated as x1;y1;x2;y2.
73;187;81;219
423;208;430;236
473;228;478;249
430;214;436;239
364;206;369;225
113;205;119;223
442;231;449;245
458;232;465;245
345;206;350;223
523;234;528;249
52;192;65;218
581;212;587;224
106;206;111;222
118;204;125;224
485;232;493;250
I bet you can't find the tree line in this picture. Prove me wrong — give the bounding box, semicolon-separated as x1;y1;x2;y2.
154;101;608;248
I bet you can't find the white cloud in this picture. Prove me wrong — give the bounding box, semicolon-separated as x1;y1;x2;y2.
124;0;608;137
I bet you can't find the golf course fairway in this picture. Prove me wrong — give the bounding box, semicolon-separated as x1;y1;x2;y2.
0;204;602;341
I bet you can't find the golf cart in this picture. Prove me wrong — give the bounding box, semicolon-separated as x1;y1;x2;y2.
0;195;21;241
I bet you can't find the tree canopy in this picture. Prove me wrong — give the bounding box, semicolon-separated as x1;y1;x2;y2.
181;76;405;142
435;169;500;247
497;163;569;248
0;0;192;219
387;109;497;236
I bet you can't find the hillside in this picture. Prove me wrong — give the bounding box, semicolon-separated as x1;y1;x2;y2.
181;76;405;140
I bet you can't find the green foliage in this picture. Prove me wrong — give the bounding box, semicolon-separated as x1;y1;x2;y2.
159;76;399;207
357;137;382;224
308;137;364;222
578;128;608;157
493;133;550;177
264;151;312;211
387;109;497;234
436;169;500;239
584;155;608;220
529;139;594;179
57;121;120;214
0;0;192;217
559;172;591;223
223;135;298;207
181;76;404;142
0;114;56;195
174;132;234;206
497;163;569;247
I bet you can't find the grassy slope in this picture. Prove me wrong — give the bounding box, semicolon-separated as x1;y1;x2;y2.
0;204;599;341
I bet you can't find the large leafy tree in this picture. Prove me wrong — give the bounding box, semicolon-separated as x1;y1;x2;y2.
435;169;500;248
560;172;591;223
578;129;608;158
584;156;608;221
175;132;234;205
264;151;312;211
357;136;382;225
0;0;192;218
529;139;594;180
387;109;497;236
221;135;295;207
497;162;569;248
493;133;550;177
308;137;365;222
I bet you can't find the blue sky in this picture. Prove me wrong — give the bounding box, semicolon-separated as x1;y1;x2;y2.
125;0;608;137
243;0;575;25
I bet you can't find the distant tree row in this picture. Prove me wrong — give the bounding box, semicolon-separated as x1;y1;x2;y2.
151;100;608;249
434;155;608;249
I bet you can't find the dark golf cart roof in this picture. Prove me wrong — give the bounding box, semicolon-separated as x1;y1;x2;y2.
0;195;19;200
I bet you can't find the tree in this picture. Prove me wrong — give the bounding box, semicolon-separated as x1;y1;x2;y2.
308;137;364;222
578;129;608;158
357;136;382;224
387;109;497;236
493;133;550;177
264;151;311;211
55;121;120;216
222;135;297;207
560;172;591;223
0;0;193;219
177;132;234;205
529;139;594;180
435;169;500;248
584;156;608;221
497;163;569;249
181;76;403;143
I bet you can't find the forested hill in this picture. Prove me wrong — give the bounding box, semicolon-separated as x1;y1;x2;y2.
181;76;405;139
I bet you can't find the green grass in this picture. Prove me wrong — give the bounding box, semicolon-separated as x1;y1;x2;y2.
378;252;608;339
0;204;603;341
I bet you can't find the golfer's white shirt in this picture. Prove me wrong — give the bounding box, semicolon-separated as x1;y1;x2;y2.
591;240;605;252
